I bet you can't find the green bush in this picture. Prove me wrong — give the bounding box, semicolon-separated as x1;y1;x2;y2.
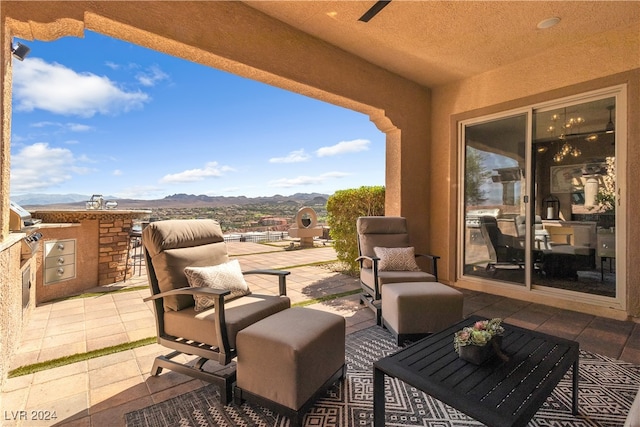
327;186;385;272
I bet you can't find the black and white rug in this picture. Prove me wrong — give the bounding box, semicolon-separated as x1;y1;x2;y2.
125;326;640;427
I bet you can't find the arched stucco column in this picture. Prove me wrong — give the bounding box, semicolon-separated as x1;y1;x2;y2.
1;0;435;260
1;26;14;239
1;14;85;240
368;110;401;215
384;129;402;216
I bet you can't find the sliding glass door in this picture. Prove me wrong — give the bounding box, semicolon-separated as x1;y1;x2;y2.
461;112;528;286
460;88;623;302
531;96;617;297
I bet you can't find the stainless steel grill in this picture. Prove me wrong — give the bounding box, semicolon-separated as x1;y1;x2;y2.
9;201;43;261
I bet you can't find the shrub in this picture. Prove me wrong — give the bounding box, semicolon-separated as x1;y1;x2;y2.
327;186;385;272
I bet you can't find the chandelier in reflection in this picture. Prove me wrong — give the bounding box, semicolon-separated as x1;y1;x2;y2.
547;110;583;163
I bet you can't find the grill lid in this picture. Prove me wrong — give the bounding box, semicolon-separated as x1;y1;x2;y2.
10;201;41;231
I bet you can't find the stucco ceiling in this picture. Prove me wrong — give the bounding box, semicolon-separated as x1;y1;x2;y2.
244;1;640;88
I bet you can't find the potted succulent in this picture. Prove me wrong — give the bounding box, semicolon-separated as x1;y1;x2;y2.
453;318;508;365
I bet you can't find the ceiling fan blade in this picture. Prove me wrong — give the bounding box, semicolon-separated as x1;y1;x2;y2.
358;0;391;22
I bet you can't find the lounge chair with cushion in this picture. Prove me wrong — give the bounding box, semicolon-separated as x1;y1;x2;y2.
142;219;290;403
479;215;526;272
356;216;439;325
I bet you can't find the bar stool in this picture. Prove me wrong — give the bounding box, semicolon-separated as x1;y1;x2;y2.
124;225;144;281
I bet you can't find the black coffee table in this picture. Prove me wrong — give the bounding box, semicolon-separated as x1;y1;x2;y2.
373;316;579;427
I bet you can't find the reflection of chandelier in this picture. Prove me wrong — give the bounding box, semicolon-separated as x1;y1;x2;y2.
548;109;583;163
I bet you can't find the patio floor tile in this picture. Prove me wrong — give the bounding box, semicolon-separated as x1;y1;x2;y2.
2;242;638;426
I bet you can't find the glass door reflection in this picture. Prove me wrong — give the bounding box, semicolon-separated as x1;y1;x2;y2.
531;97;617;297
462;114;527;285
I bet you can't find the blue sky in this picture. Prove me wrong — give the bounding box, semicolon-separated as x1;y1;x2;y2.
10;31;384;200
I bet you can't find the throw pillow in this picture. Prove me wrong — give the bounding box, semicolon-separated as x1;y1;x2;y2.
373;246;421;271
184;259;251;311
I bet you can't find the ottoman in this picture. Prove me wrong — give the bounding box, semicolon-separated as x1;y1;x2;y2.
234;307;346;427
382;282;463;345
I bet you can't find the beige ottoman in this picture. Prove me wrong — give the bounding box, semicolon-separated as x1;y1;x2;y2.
234;307;346;427
382;282;463;345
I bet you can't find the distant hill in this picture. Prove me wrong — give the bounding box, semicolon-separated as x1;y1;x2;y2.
11;193;92;206
15;192;330;209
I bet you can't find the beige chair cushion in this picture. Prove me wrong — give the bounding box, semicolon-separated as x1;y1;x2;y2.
359;266;436;293
624;386;640;427
164;294;290;348
236;308;345;410
184;259;251;311
382;282;463;334
357;216;410;268
143;219;228;311
374;246;421;271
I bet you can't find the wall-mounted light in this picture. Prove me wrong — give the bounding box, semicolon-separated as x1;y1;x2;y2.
537;17;561;30
605;105;615;133
11;42;30;61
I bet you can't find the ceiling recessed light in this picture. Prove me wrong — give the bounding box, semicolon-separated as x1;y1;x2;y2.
537;17;561;29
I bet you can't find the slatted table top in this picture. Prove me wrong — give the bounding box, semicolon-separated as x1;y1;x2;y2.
373;315;580;427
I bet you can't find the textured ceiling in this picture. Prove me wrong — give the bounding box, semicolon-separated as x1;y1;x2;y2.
244;1;640;88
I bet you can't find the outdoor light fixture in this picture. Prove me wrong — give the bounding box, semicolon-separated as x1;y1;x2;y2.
549;108;584;163
537;17;561;30
11;42;30;61
605;105;615;133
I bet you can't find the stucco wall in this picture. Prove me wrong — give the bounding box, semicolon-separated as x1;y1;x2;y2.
431;24;640;319
1;1;638;323
0;1;435;385
32;210;151;295
0;0;432;245
0;239;34;389
35;223;97;303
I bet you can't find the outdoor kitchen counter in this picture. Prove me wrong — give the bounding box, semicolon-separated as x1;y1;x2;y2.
30;209;151;303
0;233;25;252
31;209;151;223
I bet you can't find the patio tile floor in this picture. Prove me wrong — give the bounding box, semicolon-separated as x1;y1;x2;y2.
2;242;638;426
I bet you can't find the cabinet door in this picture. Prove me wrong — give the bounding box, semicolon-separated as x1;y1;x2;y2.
45;265;76;284
45;240;75;257
44;253;75;269
44;239;76;284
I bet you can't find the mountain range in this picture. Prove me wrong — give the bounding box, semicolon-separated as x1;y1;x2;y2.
13;192;330;209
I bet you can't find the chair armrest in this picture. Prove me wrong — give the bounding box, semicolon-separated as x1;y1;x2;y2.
356;255;381;299
143;286;230;302
356;255;379;266
242;269;290;296
416;253;440;281
144;286;234;364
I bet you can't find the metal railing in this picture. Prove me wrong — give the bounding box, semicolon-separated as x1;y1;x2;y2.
223;231;289;243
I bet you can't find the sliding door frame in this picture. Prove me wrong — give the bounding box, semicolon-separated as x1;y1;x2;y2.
457;85;626;310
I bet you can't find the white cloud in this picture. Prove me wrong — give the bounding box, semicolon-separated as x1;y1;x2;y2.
10;142;92;192
269;149;311;163
315;139;370;157
30;121;92;132
12;58;149;117
268;171;350;188
30;121;57;128
112;169;123;176
160;162;235;184
66;123;93;132
136;65;169;87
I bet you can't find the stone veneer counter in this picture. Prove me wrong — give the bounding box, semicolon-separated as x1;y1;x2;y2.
31;209;151;303
31;209;151;223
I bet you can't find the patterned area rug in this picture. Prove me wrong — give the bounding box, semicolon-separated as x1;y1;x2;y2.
125;326;640;427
